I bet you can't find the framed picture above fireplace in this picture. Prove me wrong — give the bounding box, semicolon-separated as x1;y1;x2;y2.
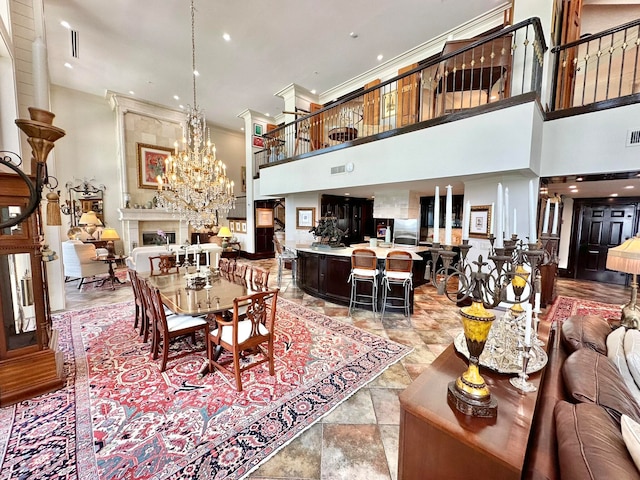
138;143;173;189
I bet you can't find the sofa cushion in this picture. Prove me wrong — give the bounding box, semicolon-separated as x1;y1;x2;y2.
622;414;640;473
625;329;640;391
561;314;611;354
554;401;640;480
607;326;640;405
563;348;640;423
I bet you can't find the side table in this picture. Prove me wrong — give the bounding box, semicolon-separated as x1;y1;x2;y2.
95;255;126;290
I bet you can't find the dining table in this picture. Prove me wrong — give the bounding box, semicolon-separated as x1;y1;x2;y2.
141;270;265;375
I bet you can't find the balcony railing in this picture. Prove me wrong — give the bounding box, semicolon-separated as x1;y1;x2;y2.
254;17;546;173
551;18;640;111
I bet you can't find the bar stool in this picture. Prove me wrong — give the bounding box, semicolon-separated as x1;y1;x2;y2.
348;248;380;317
381;251;413;319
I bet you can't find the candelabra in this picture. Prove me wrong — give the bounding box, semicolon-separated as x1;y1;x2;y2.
426;235;544;417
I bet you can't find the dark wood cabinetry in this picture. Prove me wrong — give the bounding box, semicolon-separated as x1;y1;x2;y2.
298;250;352;304
420;194;464;230
321;195;374;245
0;173;64;406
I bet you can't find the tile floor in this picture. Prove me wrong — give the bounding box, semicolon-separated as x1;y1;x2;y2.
61;260;631;480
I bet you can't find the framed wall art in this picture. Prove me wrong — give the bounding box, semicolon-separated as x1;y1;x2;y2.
241;222;247;232
469;205;492;238
137;143;173;189
296;207;315;229
235;221;241;232
253;123;263;136
252;136;265;148
256;208;274;228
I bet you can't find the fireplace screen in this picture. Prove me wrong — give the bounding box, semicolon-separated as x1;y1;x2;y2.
142;231;176;246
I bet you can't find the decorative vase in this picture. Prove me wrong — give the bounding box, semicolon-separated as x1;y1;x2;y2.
510;264;529;314
448;300;498;418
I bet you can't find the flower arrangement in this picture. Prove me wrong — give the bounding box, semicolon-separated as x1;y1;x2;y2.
156;229;169;246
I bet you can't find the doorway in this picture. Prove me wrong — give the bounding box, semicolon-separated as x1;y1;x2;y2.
572;199;638;285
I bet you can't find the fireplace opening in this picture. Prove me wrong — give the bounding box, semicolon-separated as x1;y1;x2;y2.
142;231;176;246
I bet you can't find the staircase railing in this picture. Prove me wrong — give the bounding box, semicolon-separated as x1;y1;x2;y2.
551;18;640;111
253;17;546;174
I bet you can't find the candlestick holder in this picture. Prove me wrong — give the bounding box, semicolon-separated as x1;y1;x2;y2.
510;343;537;393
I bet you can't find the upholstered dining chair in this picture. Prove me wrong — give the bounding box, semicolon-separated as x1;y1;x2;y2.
141;279;209;372
234;263;249;282
219;258;236;276
128;268;146;339
148;254;180;275
207;289;279;392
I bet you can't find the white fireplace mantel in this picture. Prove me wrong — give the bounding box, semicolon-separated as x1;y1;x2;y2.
118;208;189;252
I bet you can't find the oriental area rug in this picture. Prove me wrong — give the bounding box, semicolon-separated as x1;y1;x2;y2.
545;294;623;325
0;299;410;479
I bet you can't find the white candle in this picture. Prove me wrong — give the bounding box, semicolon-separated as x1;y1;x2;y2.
495;183;504;248
462;200;471;241
513;208;517;237
534;292;541;313
196;250;200;270
433;186;440;243
32;37;49;110
490;202;495;235
385;226;392;244
445;185;453;245
206;251;210;267
504;187;510;238
524;303;533;346
542;198;550;234
529;180;537;244
551;199;559;235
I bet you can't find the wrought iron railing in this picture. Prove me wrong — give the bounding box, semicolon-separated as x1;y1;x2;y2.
551;18;640;110
254;17;546;171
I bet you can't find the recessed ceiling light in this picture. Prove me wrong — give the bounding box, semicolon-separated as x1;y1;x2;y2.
345;193;350;196
240;127;244;131
625;185;635;189
179;104;184;109
64;62;73;69
377;54;383;61
310;89;316;94
222;33;231;42
193;70;200;77
570;188;578;192
265;113;270;117
129;90;135;95
576;177;584;181
173;95;179;100
350;32;358;38
60;20;71;29
568;185;576;189
611;193;619;197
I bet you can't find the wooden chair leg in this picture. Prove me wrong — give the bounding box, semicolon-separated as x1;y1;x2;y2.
161;337;169;372
233;350;243;392
268;340;275;376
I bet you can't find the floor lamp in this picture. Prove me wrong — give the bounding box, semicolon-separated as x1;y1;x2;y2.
606;233;640;329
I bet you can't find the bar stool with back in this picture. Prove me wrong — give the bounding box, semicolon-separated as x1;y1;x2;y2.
348;248;380;317
381;250;414;319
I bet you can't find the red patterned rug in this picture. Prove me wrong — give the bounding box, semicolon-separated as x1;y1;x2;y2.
0;298;410;479
77;268;130;292
545;295;622;325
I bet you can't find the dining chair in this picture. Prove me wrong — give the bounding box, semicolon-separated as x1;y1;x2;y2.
249;266;270;290
141;279;210;372
128;268;147;339
149;254;180;275
219;258;236;276
234;263;249;282
273;235;297;287
207;289;279;391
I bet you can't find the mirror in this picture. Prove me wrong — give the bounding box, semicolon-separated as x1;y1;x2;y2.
0;205;25;237
63;179;105;227
0;253;37;353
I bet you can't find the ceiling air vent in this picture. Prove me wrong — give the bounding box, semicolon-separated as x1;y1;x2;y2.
71;30;79;58
331;165;346;175
627;128;640;147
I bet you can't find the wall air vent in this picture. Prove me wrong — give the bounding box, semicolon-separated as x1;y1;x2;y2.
331;165;346;175
627;129;640;147
71;30;79;58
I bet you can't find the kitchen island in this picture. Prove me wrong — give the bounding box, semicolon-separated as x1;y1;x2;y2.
293;243;430;309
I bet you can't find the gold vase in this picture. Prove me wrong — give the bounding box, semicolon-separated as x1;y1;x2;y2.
510;264;529;314
448;300;498;417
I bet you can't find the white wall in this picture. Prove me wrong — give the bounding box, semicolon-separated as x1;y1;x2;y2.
541;102;640;176
260;101;540;197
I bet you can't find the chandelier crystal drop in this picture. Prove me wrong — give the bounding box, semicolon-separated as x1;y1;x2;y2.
155;0;235;230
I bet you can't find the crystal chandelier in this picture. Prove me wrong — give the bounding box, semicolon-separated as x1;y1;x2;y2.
156;0;235;230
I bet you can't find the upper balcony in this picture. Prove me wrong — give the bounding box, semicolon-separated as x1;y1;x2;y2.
253;16;640;180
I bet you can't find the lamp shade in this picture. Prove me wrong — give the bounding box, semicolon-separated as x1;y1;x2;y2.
78;211;102;226
100;228;120;241
217;226;232;238
606;233;640;274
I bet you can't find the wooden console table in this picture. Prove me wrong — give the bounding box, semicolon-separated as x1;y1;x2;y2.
398;321;550;480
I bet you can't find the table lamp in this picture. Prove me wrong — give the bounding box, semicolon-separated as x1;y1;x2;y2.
217;226;232;249
101;228;120;256
606;233;640;329
79;211;102;238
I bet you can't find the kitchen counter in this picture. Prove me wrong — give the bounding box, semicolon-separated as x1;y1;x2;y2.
292;243;429;260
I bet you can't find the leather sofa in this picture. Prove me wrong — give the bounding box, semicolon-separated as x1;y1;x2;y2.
523;315;640;479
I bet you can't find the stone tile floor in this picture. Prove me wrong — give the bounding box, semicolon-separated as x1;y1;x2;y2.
61;259;630;480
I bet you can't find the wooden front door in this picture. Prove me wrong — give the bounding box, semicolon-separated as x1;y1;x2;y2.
575;201;636;284
555;0;583;109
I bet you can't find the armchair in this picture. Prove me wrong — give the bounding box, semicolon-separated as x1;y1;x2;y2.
61;240;110;289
